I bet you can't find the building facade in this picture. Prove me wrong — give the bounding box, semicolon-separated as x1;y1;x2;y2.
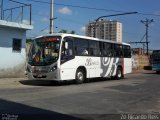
132;48;145;55
86;20;122;43
132;48;151;70
132;54;150;70
0;20;33;78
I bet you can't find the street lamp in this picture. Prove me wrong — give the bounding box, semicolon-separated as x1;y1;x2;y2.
93;12;138;38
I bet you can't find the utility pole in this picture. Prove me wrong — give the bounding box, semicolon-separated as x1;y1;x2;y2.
141;18;154;55
50;0;54;34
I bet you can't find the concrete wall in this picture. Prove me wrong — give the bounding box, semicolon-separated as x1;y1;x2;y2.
0;26;26;48
0;27;26;78
132;55;150;70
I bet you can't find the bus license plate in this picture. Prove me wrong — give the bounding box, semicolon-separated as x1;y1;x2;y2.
37;74;42;77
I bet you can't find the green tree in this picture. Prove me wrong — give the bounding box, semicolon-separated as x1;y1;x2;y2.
70;30;76;34
58;29;76;34
26;39;32;43
58;29;68;33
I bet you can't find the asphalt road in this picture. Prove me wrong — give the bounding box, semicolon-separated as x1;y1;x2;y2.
0;71;160;120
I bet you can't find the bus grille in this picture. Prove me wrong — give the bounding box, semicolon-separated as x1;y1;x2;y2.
32;66;49;73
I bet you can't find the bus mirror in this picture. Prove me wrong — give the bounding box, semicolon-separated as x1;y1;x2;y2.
65;42;68;49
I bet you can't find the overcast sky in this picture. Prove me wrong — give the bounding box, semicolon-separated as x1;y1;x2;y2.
4;0;160;50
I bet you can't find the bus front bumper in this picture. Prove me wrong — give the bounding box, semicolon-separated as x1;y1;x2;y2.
27;70;60;81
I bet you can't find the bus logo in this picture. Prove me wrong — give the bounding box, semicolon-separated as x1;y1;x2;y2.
85;58;99;66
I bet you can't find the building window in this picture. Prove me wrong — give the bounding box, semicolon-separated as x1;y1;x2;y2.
12;38;22;52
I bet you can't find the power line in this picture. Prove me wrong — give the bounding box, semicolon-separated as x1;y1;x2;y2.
141;18;154;55
26;0;125;12
8;0;29;6
8;0;158;40
129;19;154;53
54;3;123;13
31;11;86;26
26;0;160;17
138;12;160;17
27;0;49;4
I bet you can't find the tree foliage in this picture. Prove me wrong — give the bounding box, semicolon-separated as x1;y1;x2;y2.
58;29;76;34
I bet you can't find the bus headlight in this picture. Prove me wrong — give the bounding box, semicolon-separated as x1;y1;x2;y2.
50;65;57;72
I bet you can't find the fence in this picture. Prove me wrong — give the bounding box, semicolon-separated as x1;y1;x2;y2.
0;0;32;25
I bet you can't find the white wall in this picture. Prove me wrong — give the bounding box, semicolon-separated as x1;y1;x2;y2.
0;27;26;77
0;47;25;69
0;27;26;48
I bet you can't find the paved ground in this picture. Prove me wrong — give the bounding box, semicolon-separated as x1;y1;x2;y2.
0;71;160;120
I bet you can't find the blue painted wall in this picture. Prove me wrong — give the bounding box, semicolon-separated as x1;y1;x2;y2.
0;26;26;48
0;26;26;77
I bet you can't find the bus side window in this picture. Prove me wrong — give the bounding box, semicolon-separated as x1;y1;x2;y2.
62;37;74;58
89;41;100;56
99;42;103;56
66;41;73;56
75;38;89;56
115;44;123;58
103;42;113;57
123;45;131;58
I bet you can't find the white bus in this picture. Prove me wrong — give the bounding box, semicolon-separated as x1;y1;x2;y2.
26;33;132;83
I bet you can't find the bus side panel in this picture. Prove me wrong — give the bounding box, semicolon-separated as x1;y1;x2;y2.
60;57;132;80
100;57;123;78
60;56;102;80
123;58;132;74
60;60;77;80
60;56;90;80
60;68;76;80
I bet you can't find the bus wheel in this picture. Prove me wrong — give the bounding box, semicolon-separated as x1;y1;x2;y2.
115;67;122;80
75;69;85;84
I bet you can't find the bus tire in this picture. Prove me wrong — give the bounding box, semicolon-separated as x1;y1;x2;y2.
115;67;122;80
75;68;85;84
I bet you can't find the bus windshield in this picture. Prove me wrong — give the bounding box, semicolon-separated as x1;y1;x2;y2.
28;36;61;66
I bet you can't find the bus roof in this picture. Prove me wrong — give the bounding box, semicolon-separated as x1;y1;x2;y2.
34;33;130;46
